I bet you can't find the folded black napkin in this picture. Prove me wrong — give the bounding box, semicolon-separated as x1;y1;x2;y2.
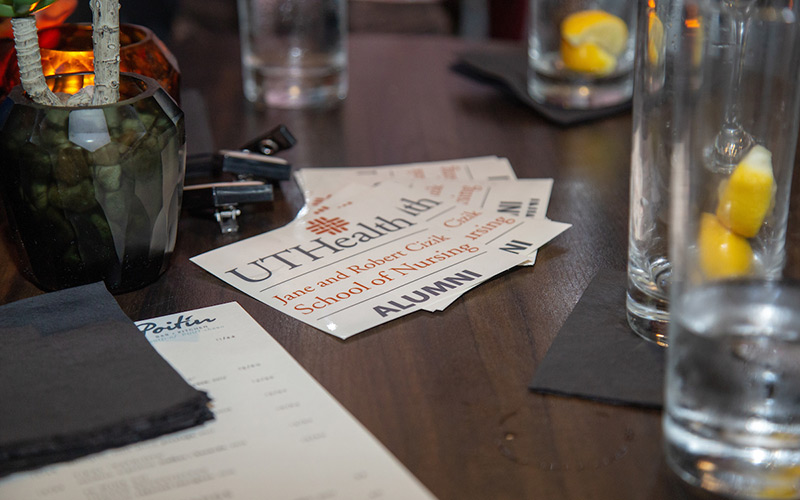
529;269;665;409
0;282;213;477
453;47;631;126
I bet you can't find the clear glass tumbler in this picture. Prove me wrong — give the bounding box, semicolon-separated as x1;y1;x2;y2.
664;1;800;497
527;0;636;109
236;0;348;109
626;0;686;346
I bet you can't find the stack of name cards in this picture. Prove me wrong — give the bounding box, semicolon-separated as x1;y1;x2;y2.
192;157;571;339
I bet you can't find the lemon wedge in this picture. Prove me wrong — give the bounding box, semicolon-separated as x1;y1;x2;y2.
561;10;629;55
716;145;775;238
754;465;800;499
560;40;618;76
758;486;800;500
560;10;628;76
698;212;753;279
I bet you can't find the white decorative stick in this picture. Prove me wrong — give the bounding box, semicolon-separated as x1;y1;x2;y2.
90;0;120;105
11;16;61;106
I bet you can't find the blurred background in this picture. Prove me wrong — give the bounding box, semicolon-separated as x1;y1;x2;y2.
65;0;530;45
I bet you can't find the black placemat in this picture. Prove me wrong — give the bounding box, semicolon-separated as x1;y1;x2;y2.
453;47;631;126
0;282;214;476
529;269;665;409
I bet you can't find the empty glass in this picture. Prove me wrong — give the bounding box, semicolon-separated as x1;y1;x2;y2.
236;0;348;109
626;0;684;346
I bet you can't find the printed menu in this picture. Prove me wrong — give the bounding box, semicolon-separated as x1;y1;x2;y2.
192;182;570;339
0;302;436;499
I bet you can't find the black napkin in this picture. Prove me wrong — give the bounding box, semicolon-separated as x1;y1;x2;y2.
0;282;214;477
453;47;631;126
529;269;665;409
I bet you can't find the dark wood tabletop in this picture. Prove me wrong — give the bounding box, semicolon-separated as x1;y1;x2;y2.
0;32;725;500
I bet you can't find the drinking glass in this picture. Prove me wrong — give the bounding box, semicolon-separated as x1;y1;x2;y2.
527;0;636;109
236;0;348;109
626;0;684;345
664;0;800;496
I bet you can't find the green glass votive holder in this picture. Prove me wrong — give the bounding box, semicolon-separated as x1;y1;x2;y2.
0;72;186;293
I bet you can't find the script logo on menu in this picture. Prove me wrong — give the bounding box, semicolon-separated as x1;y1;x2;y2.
137;315;218;340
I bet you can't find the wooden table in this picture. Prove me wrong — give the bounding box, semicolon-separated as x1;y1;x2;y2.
0;33;722;500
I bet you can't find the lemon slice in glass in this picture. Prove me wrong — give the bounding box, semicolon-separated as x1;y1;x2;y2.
560;9;628;76
560;40;617;76
716;145;775;238
754;465;800;499
698;212;753;279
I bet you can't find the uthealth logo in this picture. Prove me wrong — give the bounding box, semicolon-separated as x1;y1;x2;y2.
306;217;350;235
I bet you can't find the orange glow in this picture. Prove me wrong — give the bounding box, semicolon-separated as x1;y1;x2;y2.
56;79;83;95
41;50;94;77
685;18;701;29
53;73;94;94
1;24;180;101
39;50;96;94
47;73;94;95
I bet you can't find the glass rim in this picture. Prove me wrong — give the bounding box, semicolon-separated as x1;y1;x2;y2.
6;71;163;109
38;23;154;53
